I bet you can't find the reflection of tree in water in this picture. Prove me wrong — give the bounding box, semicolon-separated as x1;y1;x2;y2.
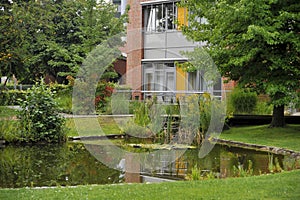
0;143;122;188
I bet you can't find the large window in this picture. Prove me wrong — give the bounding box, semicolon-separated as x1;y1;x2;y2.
144;2;177;32
143;62;175;91
187;71;222;97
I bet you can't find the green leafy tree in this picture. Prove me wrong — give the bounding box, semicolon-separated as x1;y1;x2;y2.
0;1;33;83
0;0;126;83
179;0;300;127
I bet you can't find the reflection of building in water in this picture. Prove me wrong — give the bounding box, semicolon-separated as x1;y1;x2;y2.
124;153;141;183
123;150;188;183
140;150;188;178
121;146;285;183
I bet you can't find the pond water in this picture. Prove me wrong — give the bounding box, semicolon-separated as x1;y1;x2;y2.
0;141;296;188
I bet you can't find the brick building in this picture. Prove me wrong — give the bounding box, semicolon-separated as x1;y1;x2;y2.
120;0;230;101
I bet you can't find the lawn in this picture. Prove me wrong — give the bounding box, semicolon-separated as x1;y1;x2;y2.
66;116;126;137
0;106;18;118
0;170;299;200
221;124;300;152
0;105;125;137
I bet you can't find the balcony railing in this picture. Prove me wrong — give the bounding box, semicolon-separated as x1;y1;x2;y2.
114;89;225;103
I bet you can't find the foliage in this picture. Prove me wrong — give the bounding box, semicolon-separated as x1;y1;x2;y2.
0;90;28;106
95;82;115;113
178;95;201;145
179;93;226;146
0;0;127;83
268;153;283;173
179;0;300;126
0;106;18;117
123;101;152;138
186;164;202;180
233;160;254;177
254;101;273;115
228;87;258;114
176;47;220;86
0;120;20;143
122;99;168;138
72;34;123;115
123;119;153;138
50;83;73;114
186;165;217;180
295;91;300;110
107;86;132;115
18;81;66;143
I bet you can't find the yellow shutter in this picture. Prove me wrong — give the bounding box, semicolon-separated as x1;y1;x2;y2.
177;7;188;30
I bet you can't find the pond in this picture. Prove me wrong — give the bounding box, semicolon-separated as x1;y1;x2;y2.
0;141;297;188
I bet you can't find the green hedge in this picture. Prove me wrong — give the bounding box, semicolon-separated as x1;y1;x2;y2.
229;87;258;114
0;90;28;106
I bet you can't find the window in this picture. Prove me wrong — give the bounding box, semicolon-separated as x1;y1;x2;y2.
143;63;175;91
187;71;207;92
144;2;177;32
187;71;222;98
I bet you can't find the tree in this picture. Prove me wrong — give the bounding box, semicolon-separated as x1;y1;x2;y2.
179;0;300;127
0;0;126;83
0;0;33;83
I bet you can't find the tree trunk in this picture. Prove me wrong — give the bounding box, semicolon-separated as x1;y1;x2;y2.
270;105;285;127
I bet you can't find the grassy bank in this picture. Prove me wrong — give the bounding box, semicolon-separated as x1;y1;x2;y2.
1;170;299;200
66;116;125;137
221;124;300;152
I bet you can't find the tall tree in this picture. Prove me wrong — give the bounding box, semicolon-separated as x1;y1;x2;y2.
0;0;126;83
179;0;300;127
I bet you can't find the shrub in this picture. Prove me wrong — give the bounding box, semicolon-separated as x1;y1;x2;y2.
123;99;166;138
0;90;28;106
255;101;273;115
18;81;66;143
95;82;114;113
178;93;226;146
229;87;258;114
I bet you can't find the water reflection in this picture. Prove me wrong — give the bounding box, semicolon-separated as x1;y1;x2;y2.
0;142;298;188
0;143;122;188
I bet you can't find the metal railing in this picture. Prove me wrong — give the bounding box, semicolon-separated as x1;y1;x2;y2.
114;89;225;102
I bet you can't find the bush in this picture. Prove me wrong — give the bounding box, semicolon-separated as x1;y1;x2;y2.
229;87;258;114
18;81;66;143
255;101;273;115
0;90;28;106
179;93;225;145
95;82;114;113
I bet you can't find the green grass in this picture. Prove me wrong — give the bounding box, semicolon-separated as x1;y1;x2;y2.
221;124;300;152
66;116;125;137
1;170;299;200
0;106;18;118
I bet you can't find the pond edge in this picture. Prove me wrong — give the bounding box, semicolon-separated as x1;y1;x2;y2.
212;138;300;159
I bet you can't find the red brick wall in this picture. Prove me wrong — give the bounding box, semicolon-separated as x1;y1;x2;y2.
125;0;154;99
223;78;237;91
113;58;126;76
123;0;145;99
